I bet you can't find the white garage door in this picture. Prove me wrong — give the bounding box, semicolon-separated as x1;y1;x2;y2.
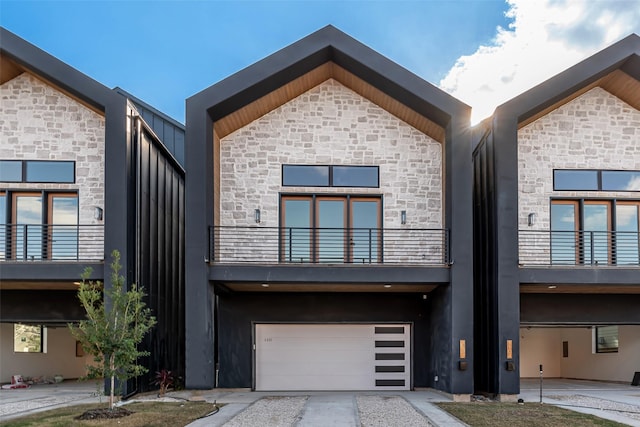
255;324;410;391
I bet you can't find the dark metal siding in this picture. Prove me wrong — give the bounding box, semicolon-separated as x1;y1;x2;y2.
472;126;499;394
134;118;186;391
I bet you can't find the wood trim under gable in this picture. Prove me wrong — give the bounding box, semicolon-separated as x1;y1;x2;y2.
213;62;445;143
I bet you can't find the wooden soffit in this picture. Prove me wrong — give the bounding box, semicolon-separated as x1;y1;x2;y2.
519;69;640;129
0;53;24;85
214;62;445;143
520;283;640;294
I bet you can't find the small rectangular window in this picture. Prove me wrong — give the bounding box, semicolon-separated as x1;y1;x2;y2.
26;161;75;183
14;324;46;353
595;326;618;353
0;160;23;182
554;170;598;190
332;166;379;187
601;171;640;191
282;165;329;187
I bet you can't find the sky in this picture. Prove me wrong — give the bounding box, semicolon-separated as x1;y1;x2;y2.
1;0;639;124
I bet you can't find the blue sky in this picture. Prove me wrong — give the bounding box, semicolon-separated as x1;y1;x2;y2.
2;1;639;123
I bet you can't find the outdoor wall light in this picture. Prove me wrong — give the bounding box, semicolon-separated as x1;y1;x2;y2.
527;212;536;226
400;210;407;225
94;206;103;221
254;208;261;223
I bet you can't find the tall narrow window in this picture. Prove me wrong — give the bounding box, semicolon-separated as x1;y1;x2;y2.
0;192;6;259
13;193;43;260
616;203;640;265
550;201;578;264
48;194;79;259
583;201;610;265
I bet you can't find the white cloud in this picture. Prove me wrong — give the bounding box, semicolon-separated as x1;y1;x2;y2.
439;0;640;124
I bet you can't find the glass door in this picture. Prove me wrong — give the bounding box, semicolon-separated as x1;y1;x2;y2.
615;203;640;265
583;201;610;265
551;201;578;264
13;193;43;260
281;195;381;263
48;194;78;259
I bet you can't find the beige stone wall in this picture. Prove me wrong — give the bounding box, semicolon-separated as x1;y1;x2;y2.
518;87;640;261
0;73;105;257
218;79;443;263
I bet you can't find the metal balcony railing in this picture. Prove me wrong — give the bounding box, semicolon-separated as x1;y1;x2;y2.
209;226;449;265
519;230;640;266
0;224;104;261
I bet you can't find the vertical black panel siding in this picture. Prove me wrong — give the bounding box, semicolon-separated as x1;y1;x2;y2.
134;122;185;391
217;292;429;389
472;128;499;394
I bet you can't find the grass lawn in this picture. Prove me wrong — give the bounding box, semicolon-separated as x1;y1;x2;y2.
0;401;218;427
436;402;627;427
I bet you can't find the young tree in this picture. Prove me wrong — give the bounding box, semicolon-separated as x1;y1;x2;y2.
70;250;156;409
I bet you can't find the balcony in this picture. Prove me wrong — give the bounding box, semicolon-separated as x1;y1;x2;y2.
0;224;104;262
209;226;450;266
519;230;640;266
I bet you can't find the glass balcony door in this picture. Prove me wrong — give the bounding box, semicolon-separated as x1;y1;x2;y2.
281;196;381;263
615;203;640;265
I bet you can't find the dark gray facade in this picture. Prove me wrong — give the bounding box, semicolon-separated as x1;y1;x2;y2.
185;25;474;395
0;28;185;394
472;34;640;396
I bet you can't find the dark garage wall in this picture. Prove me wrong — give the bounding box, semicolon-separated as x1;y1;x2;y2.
216;291;431;388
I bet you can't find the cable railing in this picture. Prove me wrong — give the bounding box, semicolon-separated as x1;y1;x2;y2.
0;224;104;261
519;230;640;266
209;226;449;265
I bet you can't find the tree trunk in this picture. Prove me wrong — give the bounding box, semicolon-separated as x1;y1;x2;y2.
109;354;116;409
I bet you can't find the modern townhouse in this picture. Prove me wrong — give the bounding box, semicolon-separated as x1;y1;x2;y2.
184;25;474;397
0;28;185;394
473;33;640;399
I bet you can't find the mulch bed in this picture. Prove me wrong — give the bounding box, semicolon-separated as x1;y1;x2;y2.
75;407;133;420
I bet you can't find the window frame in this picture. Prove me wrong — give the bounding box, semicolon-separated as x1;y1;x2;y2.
279;193;383;263
282;165;379;188
550;198;640;265
594;325;619;354
0;160;76;184
13;324;46;353
554;169;640;192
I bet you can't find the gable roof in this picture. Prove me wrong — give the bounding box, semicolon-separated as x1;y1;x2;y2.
495;33;640;127
0;27;119;114
188;25;469;142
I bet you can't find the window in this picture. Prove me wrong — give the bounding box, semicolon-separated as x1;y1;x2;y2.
1;191;78;260
0;160;75;183
14;324;46;353
551;199;640;265
554;169;640;192
281;195;381;263
595;326;618;353
282;165;379;188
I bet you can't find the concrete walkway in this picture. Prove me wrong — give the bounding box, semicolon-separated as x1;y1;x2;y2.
180;389;467;427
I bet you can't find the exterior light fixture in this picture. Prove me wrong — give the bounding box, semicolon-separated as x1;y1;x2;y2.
384;284;392;288
527;212;536;226
548;285;557;289
254;209;261;223
400;210;407;225
94;206;103;221
261;283;269;288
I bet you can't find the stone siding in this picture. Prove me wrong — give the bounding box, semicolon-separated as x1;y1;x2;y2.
218;79;443;262
518;87;640;261
0;73;105;257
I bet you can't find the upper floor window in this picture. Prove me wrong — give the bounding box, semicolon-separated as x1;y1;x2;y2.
0;160;75;183
282;165;379;188
554;170;640;192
